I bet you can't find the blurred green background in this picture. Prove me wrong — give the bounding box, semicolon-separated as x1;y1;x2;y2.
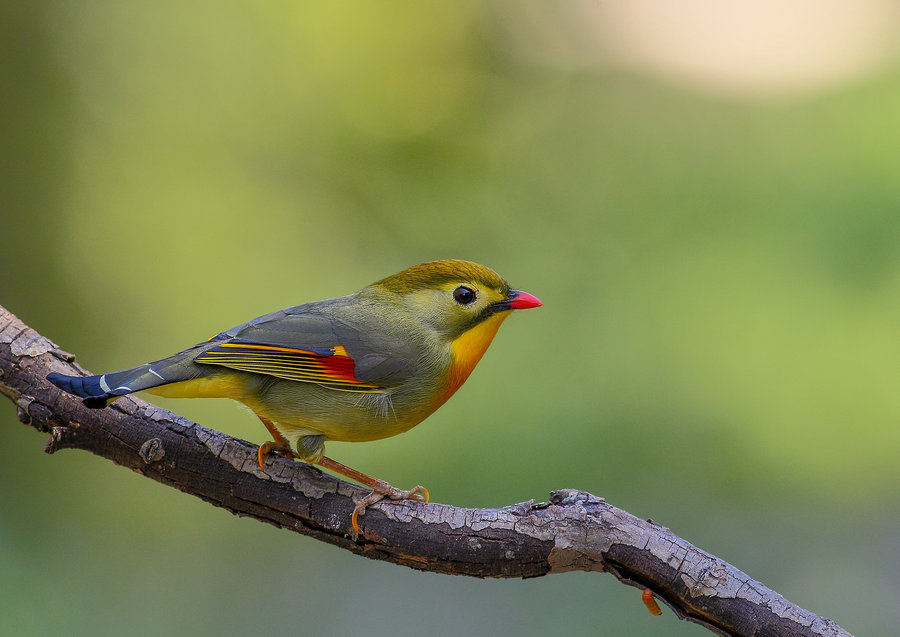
2;2;899;636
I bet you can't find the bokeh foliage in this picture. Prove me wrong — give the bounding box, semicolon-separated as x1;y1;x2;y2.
2;3;898;636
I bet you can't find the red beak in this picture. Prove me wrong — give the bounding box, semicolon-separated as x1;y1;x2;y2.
507;290;542;310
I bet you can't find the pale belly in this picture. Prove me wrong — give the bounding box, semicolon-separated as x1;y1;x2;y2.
236;377;441;447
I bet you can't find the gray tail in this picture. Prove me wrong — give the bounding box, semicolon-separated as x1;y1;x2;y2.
48;354;196;408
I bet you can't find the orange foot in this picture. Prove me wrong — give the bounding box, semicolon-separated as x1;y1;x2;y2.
257;440;298;470
351;484;430;535
313;455;429;535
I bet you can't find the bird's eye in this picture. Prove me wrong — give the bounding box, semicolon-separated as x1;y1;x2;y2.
453;286;476;305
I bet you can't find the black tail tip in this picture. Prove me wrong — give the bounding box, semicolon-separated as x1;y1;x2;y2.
47;372;110;408
47;372;72;391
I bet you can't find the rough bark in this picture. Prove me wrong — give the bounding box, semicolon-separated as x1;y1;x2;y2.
0;304;852;637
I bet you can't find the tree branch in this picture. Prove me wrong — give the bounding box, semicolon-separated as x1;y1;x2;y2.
0;304;851;637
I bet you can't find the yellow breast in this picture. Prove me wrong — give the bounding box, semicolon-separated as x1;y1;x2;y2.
442;310;512;403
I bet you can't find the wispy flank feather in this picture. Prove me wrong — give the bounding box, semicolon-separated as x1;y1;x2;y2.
354;390;397;420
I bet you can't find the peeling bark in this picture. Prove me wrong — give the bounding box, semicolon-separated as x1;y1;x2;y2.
0;304;852;637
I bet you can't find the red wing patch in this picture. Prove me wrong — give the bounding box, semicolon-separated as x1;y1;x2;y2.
194;339;383;392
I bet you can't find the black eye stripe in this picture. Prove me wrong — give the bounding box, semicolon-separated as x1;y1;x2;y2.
453;285;476;305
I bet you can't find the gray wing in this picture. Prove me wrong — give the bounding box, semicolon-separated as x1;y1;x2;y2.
197;296;417;388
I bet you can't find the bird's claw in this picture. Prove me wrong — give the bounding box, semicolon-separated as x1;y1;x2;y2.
395;485;429;504
257;440;297;470
351;485;430;536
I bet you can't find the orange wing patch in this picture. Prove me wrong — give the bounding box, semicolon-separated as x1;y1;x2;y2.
194;339;383;392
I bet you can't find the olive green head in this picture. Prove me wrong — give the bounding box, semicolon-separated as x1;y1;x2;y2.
370;259;538;339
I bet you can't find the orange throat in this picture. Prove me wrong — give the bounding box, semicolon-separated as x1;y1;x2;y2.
442;311;512;403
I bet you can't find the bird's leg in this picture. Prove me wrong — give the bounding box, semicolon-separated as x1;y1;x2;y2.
315;455;429;534
256;417;297;469
255;421;428;533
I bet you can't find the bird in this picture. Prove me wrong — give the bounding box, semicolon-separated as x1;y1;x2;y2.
47;259;542;532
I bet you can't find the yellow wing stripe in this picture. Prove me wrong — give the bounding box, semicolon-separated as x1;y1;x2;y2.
201;356;377;381
194;342;383;392
199;357;370;383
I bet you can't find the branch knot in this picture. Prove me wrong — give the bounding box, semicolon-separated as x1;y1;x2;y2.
139;438;166;464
